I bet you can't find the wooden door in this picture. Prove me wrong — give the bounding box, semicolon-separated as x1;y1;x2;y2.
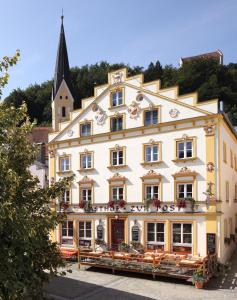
111;219;125;250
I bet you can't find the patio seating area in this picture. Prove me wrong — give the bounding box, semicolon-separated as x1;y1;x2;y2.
77;248;217;286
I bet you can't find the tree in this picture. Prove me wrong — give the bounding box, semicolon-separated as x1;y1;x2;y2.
4;58;237;125
0;53;72;298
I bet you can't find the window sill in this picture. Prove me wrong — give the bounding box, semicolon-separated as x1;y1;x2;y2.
172;157;197;163
78;168;95;173
108;104;126;110
107;164;128;170
57;170;73;176
141;161;163;167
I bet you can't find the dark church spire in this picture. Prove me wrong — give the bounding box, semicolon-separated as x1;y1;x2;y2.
53;15;73;98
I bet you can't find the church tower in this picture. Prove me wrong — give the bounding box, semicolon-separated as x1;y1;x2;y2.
52;15;74;131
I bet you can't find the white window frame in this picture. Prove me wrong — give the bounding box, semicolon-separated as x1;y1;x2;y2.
145;144;159;162
177;183;193;199
177;140;193;159
144;109;158;126
62;190;70;203
82;188;92;202
172;223;192;248
81;153;92;169
112;187;124;201
60;157;70;172
147;222;165;245
80;123;91;137
61;220;73;245
145;185;159;200
112;90;123;107
112;150;124;166
78;221;92;240
111;116;123;132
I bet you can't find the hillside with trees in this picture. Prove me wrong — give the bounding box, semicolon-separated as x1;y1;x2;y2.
4;59;237;125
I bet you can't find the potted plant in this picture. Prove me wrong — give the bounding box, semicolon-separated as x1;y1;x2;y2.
152;199;161;208
118;199;126;208
192;269;206;289
130;241;144;253
177;199;186;209
79;201;85;209
118;241;130;252
60;201;69;210
107;200;114;208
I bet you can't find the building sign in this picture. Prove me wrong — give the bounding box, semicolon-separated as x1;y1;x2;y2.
97;220;104;240
206;233;216;254
69;203;197;214
132;221;139;241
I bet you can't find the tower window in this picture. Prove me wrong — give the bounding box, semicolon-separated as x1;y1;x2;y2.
62;106;66;117
60;95;62;99
65;95;68;99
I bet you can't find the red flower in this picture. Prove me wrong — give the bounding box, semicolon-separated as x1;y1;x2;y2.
108;200;114;208
177;200;186;209
118;199;126;208
152;199;161;208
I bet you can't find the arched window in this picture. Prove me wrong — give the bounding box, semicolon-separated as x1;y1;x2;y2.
62;106;66;117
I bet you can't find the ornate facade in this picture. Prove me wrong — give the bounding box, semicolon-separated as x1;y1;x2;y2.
49;19;237;263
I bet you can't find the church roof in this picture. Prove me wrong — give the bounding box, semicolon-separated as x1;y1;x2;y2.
53;16;73;98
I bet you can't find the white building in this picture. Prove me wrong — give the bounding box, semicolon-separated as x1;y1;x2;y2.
49;18;237;263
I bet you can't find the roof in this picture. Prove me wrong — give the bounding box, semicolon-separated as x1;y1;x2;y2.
52;16;73;98
180;50;223;65
29;127;52;144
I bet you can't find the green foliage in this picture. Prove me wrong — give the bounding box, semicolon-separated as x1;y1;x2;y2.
4;58;237;125
0;50;20;98
0;102;73;299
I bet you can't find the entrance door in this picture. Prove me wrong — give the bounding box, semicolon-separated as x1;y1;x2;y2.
111;219;125;250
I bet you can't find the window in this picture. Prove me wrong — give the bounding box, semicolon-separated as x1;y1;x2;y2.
177;183;192;199
61;221;73;245
111;116;123;132
144;109;158;126
78;221;92;247
111;90;123;107
112;150;124;166
81;153;92;169
172;223;192;252
145;145;158;162
61;190;70;203
59;156;70;172
81;188;92;202
223;142;227;163
62;106;66;117
147;223;164;250
226;181;229;202
112;187;124;201
80;123;91;137
230;150;233;168
145;185;159;200
177;140;193;159
65;95;68;99
235;184;237;201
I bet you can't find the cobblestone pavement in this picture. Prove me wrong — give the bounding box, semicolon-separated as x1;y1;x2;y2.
44;250;237;300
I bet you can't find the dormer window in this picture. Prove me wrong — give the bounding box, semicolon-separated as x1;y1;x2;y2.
80;122;91;137
111;90;123;107
62;106;66;117
144;109;158;126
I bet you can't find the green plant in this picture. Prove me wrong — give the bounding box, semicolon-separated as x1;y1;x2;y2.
118;241;130;252
192;269;206;284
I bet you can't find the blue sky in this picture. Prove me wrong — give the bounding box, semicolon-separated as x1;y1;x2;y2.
1;0;237;99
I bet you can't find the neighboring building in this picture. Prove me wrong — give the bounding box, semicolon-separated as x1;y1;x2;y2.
49;18;236;263
180;50;223;66
29;127;51;187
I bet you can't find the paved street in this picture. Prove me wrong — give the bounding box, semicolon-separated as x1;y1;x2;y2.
44;250;237;300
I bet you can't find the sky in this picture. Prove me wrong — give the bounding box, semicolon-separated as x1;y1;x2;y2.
1;0;237;99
